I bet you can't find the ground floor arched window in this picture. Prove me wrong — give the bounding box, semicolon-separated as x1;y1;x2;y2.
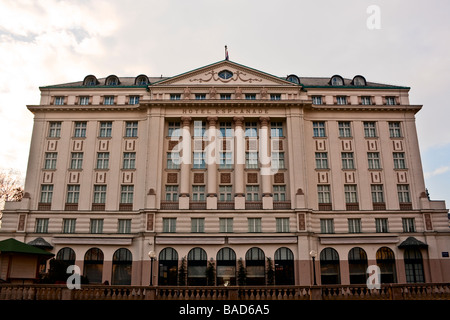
404;248;425;283
320;247;340;285
84;248;104;284
158;247;178;286
376;247;396;283
56;247;76;266
274;247;294;285
187;247;207;286
348;247;368;284
216;247;236;286
112;248;132;285
245;247;265;285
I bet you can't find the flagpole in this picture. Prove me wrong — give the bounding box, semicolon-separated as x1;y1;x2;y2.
225;45;229;61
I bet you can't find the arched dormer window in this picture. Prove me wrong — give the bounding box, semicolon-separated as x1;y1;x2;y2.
286;74;300;84
135;75;150;86
352;75;367;86
105;75;120;86
83;75;98;86
330;75;344;86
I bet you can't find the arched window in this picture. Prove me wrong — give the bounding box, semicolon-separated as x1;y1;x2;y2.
404;248;425;283
84;248;104;284
245;247;265;285
330;75;344;86
112;248;132;285
376;247;396;283
158;248;178;286
135;75;149;86
320;247;340;284
105;75;120;86
216;248;236;286
187;247;207;286
83;75;98;86
348;247;368;284
352;75;367;86
286;74;300;84
56;247;76;264
274;247;295;285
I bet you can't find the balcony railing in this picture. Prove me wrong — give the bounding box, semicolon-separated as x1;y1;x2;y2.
91;203;105;211
400;202;413;210
217;201;235;210
318;203;332;211
273;201;291;210
189;201;207;210
373;202;386;210
64;203;78;211
37;202;51;211
346;203;359;211
160;201;179;210
245;201;262;210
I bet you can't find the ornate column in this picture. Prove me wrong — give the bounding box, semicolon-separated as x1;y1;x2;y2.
259;116;273;209
233;116;246;209
179;116;191;209
206;116;218;209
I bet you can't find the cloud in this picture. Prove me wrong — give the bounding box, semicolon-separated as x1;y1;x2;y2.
424;166;450;179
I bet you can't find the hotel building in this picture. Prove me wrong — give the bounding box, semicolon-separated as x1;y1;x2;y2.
1;60;448;286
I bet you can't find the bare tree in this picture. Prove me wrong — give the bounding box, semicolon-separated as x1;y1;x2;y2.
0;169;24;209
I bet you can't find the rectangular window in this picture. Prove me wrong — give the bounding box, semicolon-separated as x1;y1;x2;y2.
170;94;181;100
375;218;389;233
273;185;286;201
63;219;76;234
389;122;402;138
271;152;285;169
191;218;205;233
220;152;233;169
118;219;131;234
90;219;104;234
70;152;83;170
219;186;232;202
195;93;206;100
79;96;90;105
364;122;377;138
386;96;396;105
120;185;134;203
361;96;372;105
67;185;80;204
99;121;112;137
397;185;411;203
245;94;256;100
54;96;65;105
96;152;109;169
336;96;347;105
123;152;136;169
192;185;205;201
246;185;259;201
402;218;416;233
317;185;331;204
93;185;107;204
313;121;326;137
344;185;358;203
270;94;281;100
194;120;206;137
341;152;355;169
338;121;352;137
348;218;362;233
165;185;179;201
245;152;259;169
320;219;334;234
248;218;262;233
168;121;181;137
393;152;406;169
48;122;61;138
270;122;283;137
368;152;381;169
74;122;87;138
315;152;328;169
104;96;115;105
219;122;233;137
220;93;231;100
193;152;205;169
40;185;53;203
163;218;177;233
35;218;49;233
44;152;57;170
276;218;290;233
167;152;180;169
245;122;258;137
371;185;385;203
219;218;233;233
312;96;322;105
125;121;138;137
129;96;140;105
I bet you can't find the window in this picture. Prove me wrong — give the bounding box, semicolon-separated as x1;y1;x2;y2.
320;219;334;234
118;219;131;234
40;185;53;203
218;70;233;79
123;152;136;169
193;152;206;169
70;152;83;170
368;152;381;169
398;185;411;203
168;121;181;137
96;152;109;169
312;96;322;105
273;185;286;201
318;185;331;204
165;185;179;201
219;122;232;137
313;121;326;137
404;248;424;283
341;152;355;169
361;96;372;105
364;122;377;138
276;218;290;233
90;219;104;234
246;185;259;201
136;76;148;86
246;152;259;169
271;152;285;169
125;121;138;137
167;152;180;169
194;120;206;137
345;185;358;203
402;218;415;233
248;218;262;233
104;96;115;105
245;94;256;100
63;219;76;234
99;121;112;137
389;122;402;138
74;122;87;138
245;122;258;137
35;218;49;233
79;96;90;105
348;219;362;233
219;218;233;233
120;185;134;204
44;152;57;170
48;122;61;138
386;97;396;105
54;96;65;105
336;96;347;105
67;185;80;204
331;76;344;86
163;218;177;233
219;186;232;201
338;122;352;137
375;218;389;233
106;77;118;86
220;93;231;100
353;76;366;86
315;152;328;169
170;94;181;100
195;93;206;100
129;96;139;105
270;122;283;137
270;94;281;100
371;185;385;203
393;152;406;169
192;185;205;201
191;218;205;233
93;185;107;204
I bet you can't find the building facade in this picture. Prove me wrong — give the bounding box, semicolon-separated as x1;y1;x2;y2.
1;60;449;286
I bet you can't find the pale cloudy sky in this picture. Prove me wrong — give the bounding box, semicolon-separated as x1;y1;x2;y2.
0;0;449;206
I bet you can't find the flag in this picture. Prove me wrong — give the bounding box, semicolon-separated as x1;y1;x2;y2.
225;45;229;61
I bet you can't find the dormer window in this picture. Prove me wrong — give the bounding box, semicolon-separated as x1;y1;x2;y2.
352;75;367;86
330;75;344;86
135;75;149;86
286;74;300;84
106;75;120;86
218;70;233;80
83;75;98;86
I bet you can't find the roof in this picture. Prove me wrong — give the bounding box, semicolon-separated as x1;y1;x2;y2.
27;237;54;250
0;238;54;256
398;237;428;249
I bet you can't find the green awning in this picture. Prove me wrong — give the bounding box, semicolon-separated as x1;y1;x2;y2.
0;238;54;256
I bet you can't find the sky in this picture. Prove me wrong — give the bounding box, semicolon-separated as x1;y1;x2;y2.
0;0;449;206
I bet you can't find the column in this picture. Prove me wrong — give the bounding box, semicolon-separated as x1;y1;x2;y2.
206;116;218;209
260;116;273;209
179;116;191;209
233;116;245;209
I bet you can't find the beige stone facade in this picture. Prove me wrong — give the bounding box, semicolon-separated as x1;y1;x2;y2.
1;60;448;286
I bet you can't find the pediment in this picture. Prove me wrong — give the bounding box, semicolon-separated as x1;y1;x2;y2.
153;60;295;87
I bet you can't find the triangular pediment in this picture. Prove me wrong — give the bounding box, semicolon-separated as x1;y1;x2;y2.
152;60;295;87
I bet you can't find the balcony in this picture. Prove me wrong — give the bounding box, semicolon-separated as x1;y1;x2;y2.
273;201;291;210
91;203;105;211
318;203;332;211
400;203;413;210
64;203;78;211
160;201;179;210
217;201;235;210
37;202;51;211
373;202;386;210
189;201;207;210
346;203;359;211
245;201;262;210
119;203;133;211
